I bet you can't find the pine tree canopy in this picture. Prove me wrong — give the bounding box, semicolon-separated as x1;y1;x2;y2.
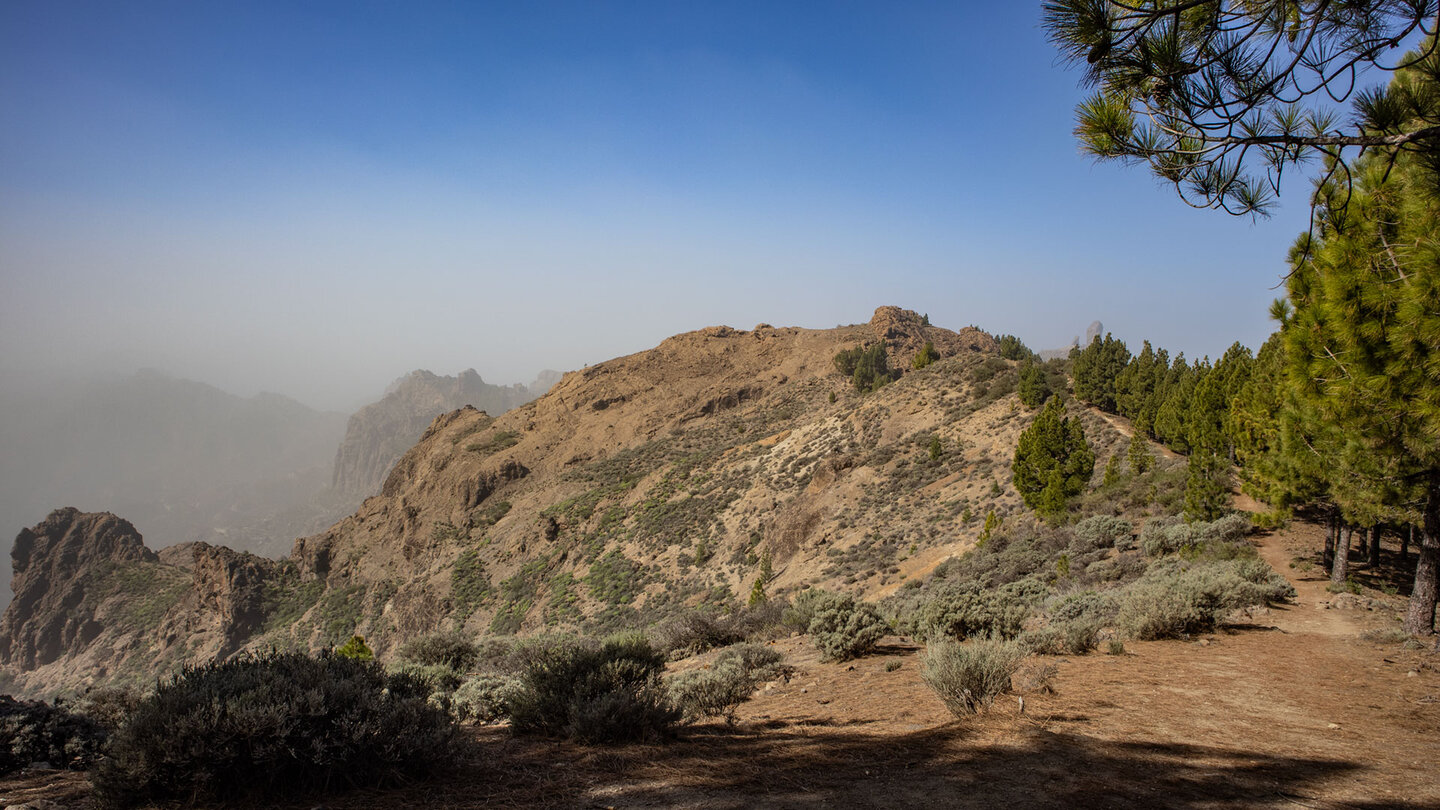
1012;395;1096;517
1044;2;1440;216
1281;98;1440;525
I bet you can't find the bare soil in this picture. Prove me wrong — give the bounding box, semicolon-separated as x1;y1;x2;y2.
5;521;1437;809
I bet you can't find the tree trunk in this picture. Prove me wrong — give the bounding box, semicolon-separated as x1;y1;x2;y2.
1402;525;1412;563
1324;513;1337;568
1403;486;1440;636
1331;524;1351;588
1369;525;1381;568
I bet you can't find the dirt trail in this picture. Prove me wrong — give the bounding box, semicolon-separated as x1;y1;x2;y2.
1253;520;1360;638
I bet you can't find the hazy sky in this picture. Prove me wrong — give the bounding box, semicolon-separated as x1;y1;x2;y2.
1;1;1321;412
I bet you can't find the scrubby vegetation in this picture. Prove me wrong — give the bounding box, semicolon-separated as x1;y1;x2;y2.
91;650;457;808
786;589;889;661
834;343;900;393
922;637;1027;717
666;642;789;723
506;634;678;743
0;695;107;775
452;674;521;724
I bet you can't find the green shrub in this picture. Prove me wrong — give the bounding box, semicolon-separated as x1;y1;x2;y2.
1018;625;1064;655
74;686;142;733
386;661;465;694
335;634;374;661
1072;515;1133;553
668;668;754;724
650;610;745;660
0;696;107;775
506;634;678;743
452;674;520;724
1060;619;1100;654
396;632;480;671
1138;514;1250;557
804;594;889;662
1021;619;1100;655
92;651;457;808
906;581;1031;642
922;638;1027;717
1116;558;1292;640
1046;589;1118;625
782;588;844;632
666;642;788;723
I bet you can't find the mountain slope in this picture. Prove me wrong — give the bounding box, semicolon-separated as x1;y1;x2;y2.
0;308;1129;695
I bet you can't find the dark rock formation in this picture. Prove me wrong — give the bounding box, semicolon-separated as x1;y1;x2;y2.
190;543;279;655
0;509;155;669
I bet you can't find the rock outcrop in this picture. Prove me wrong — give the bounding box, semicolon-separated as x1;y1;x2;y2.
190;543;281;655
0;509;155;670
330;369;557;499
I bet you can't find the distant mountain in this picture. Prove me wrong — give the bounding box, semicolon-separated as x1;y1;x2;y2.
0;370;351;575
330;368;558;500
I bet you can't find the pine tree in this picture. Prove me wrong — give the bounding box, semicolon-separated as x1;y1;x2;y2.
1017;359;1051;409
1280;60;1440;634
1045;2;1439;216
913;341;939;370
1012;395;1095;518
1184;451;1230;522
1126;429;1153;476
1188;343;1253;459
1073;333;1130;413
1153;356;1200;454
1102;454;1121;488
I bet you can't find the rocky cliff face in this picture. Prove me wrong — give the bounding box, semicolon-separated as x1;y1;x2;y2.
0;308;1129;696
330;369;557;499
0;509;155;670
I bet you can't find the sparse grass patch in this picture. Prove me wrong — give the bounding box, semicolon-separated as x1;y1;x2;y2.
466;429;520;456
450;549;491;618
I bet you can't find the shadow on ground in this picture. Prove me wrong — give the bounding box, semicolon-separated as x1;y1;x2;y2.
288;719;1398;810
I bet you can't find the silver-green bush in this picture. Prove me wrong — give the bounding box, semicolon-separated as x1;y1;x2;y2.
1071;515;1133;552
1116;558;1293;639
452;674;520;724
808;597;889;662
922;638;1027;717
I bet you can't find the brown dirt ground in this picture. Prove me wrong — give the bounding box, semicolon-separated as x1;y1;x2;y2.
5;521;1437;809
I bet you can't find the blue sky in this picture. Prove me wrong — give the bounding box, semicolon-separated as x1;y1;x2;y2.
1;1;1318;410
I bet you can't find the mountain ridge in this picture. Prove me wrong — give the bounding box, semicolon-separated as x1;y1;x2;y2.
0;307;1130;696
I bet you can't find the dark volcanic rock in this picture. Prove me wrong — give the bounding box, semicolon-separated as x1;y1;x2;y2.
190;543;279;655
0;508;155;669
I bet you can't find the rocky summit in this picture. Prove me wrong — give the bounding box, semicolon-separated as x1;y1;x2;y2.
0;308;1127;695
